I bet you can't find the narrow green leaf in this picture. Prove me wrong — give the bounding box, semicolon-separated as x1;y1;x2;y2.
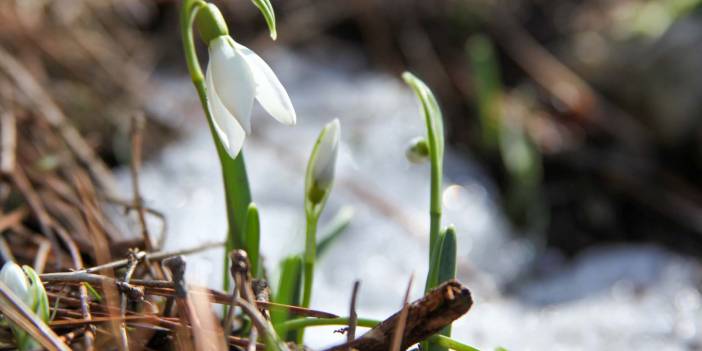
467;34;502;150
272;255;302;341
21;267;49;323
425;230;445;292
436;226;457;284
316;206;354;258
221;152;253;291
251;0;277;40
84;283;102;302
432;226;457;351
466;34;544;229
245;203;261;277
423;226;458;351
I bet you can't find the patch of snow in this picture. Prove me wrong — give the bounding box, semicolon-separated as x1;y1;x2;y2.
118;47;702;351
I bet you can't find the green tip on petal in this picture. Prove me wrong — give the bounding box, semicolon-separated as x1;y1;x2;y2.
251;0;277;40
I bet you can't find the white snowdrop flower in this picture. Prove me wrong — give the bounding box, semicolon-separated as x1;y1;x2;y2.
0;262;30;305
205;35;296;158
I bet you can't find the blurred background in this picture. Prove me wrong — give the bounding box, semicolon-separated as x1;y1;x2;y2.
2;0;702;349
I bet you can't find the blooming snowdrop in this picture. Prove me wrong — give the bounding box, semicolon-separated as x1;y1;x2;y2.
205;35;296;158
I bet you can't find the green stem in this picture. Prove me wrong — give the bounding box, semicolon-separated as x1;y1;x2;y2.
277;317;480;351
179;0;252;291
302;214;319;308
427;120;442;274
424;99;443;299
432;335;481;351
298;213;319;344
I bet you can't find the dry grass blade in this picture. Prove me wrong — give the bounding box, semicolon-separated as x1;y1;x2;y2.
82;241;224;274
0;109;16;174
390;275;413;351
347;280;360;345
189;286;227;351
0;281;70;351
0;46;116;193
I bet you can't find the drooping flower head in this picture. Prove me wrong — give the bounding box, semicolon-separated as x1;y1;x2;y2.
197;4;295;159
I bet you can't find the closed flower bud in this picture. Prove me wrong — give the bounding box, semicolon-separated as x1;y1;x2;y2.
306;119;340;209
0;262;29;305
0;262;50;350
406;136;429;164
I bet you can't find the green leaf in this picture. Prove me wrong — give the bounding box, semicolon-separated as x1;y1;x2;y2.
425;230;445;292
467;34;502;150
245;203;261;277
21;266;49;323
221;152;253;291
434;227;457;351
436;226;457;284
272;255;302;341
423;226;458;351
84;283;102;302
251;0;277;40
316;206;354;258
466;35;544;228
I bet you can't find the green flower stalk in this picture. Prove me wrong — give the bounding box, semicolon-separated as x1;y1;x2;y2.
403;73;458;351
402;72;445;284
0;262;50;351
179;0;292;290
300;119;340;343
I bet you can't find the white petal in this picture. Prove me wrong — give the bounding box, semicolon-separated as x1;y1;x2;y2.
0;262;29;303
234;42;296;125
206;63;246;159
313;119;340;185
209;37;255;133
